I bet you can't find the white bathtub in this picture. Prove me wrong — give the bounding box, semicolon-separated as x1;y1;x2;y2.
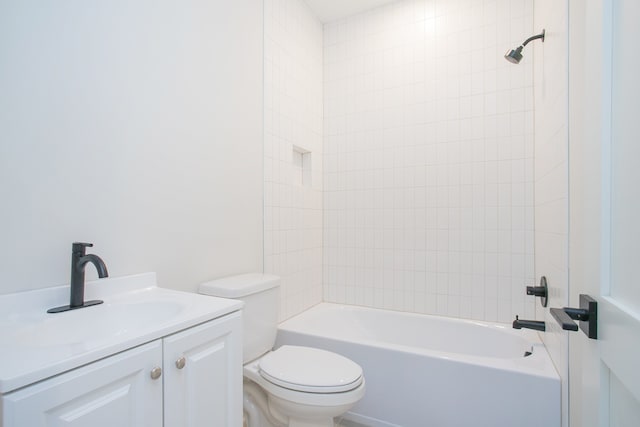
276;303;560;427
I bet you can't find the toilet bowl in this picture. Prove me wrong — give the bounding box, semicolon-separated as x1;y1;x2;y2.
199;274;365;427
245;346;365;427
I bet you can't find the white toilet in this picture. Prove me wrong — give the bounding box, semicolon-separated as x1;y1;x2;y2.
199;274;365;427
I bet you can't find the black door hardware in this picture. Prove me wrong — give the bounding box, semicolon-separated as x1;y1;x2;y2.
550;294;597;339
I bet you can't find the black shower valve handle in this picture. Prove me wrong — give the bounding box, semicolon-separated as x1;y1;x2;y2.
526;286;546;297
525;277;548;307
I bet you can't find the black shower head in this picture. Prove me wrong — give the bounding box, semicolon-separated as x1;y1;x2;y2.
504;29;545;64
504;46;524;64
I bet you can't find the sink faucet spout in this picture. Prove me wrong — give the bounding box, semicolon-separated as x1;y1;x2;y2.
48;242;109;313
71;252;109;308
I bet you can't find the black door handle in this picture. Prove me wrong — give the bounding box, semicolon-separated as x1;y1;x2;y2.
550;294;597;339
550;308;579;331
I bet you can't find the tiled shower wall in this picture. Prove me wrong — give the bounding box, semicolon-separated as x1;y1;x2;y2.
534;1;569;425
323;0;536;323
264;0;324;320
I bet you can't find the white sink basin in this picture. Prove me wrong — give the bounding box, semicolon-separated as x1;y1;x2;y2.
11;300;184;348
0;273;242;394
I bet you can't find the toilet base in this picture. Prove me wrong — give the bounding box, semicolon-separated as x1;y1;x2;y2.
269;394;345;427
288;419;334;427
244;380;284;427
243;377;364;427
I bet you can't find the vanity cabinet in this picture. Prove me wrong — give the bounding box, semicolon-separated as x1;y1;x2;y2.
0;311;242;427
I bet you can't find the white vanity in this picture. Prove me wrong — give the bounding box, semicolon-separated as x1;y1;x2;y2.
0;273;243;427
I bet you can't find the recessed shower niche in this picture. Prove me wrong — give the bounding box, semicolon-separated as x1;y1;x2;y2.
292;145;312;188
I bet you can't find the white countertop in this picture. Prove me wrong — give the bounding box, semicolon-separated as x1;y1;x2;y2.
0;272;242;394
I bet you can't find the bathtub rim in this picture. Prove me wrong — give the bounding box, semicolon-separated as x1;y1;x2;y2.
277;302;560;381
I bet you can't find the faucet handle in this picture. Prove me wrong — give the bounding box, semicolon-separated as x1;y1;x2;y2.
72;242;94;254
525;276;548;307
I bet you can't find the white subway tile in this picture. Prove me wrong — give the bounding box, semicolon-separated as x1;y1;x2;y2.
318;0;534;322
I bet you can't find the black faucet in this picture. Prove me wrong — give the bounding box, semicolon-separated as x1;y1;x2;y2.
512;315;545;332
48;242;109;313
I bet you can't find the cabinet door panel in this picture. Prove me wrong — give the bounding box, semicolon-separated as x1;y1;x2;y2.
2;341;162;427
163;312;242;427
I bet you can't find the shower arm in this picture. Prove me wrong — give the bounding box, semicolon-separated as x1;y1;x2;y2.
521;30;545;47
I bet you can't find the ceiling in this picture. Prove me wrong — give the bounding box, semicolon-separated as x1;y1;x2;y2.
304;0;399;23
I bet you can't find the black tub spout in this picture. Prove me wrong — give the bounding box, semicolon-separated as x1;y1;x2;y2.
512;315;545;332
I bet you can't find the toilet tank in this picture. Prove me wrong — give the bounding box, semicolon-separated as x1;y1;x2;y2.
199;273;280;364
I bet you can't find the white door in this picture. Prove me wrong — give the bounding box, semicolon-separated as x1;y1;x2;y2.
162;311;242;427
568;0;640;426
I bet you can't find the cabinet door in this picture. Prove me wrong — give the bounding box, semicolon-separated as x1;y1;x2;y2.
163;311;242;427
1;341;162;427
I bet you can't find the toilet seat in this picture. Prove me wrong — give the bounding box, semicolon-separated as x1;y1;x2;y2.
258;345;363;393
243;346;366;409
244;364;366;409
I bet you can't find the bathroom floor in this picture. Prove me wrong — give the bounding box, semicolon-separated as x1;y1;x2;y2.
335;418;371;427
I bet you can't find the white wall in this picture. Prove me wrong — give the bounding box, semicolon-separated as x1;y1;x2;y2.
322;0;536;323
264;0;324;320
533;1;569;426
0;0;264;294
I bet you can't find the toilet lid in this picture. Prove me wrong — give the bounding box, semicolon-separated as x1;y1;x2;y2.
258;345;363;393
